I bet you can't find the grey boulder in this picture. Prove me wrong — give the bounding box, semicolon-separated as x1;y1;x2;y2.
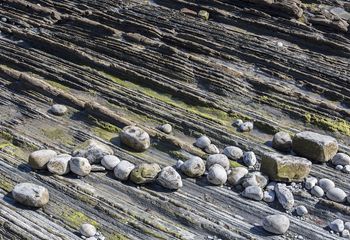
262;214;290;235
69;157;91;176
80;223;97;237
242;186;263;201
120;125;150;152
223;146;243;160
227;167;248;186
114;160;135;181
326;188;347;203
241;172;269;189
292;131;338;162
272;131;292;152
332;153;350;166
47;154;71;175
50;104;67;116
159;123;172;134
206;154;230;170
260;152;311;182
180;157;205;177
243;151;257;167
318;178;335;192
101;155;120;170
329;219;344;233
207;164;227;186
12;183;49;207
72;139;114;164
275;183;294;210
28;149;57;170
157;166;182;190
195;136;211;149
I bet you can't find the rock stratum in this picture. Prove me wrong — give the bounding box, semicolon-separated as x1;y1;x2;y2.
0;0;350;239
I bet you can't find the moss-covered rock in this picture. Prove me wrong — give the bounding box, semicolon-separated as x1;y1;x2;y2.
130;163;161;184
261;152;312;182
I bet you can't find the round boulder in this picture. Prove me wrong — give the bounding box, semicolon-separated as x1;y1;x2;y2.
242;186;263;201
296;205;308;216
180;156;205;177
114;160;135;181
130;163;161;184
223;146;243;160
207;164;227;186
243;151;257;167
72;139;114;164
120;125;150;152
329;219;344;233
47;154;71;175
12;183;49;207
28;149;57;170
332;153;350;166
69;157;91;176
262;214;290;235
157;166;182;190
204;144;219;154
194;136;211;149
326;188;347;203
206;154;230;170
272;131;292;152
101;155;120;170
319;178;335;192
227;167;248;186
311;186;324;197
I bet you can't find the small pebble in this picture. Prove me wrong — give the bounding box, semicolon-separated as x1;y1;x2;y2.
295;205;308;216
318;178;335;192
335;165;344;171
239;122;254;132
311;186;324;197
329;219;344;233
50;104;68;116
101;155;120;170
342;230;350;238
204;144;220;154
176;160;184;170
233;119;243;127
304;177;317;190
343;165;350;173
159;123;172;134
243;151;257;167
263;190;275;203
80;223;97;237
195;136;211;149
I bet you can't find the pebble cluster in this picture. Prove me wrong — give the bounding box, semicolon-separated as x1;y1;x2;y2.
9;105;350;238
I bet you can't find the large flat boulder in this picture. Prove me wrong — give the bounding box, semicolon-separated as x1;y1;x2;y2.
260;152;311;182
292;131;338;162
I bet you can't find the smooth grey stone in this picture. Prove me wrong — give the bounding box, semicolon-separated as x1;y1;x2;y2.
195;136;211;149
311;186;324;197
101;155;120;170
223;146;243;160
326;188;347;203
242;186;263;201
275;183;294;210
241;172;269;189
80;223;96;237
296;205;308;216
262;214;290;235
204;144;219;154
47;154;71;175
120;125;150;151
69;157;91;176
329;219;344;233
263;190;275;203
181;157;205;177
29;149;57;170
206;154;229;170
50;104;67;116
12;183;49;207
305;177;317;190
207;164;227;186
332;153;350;166
319;178;335;192
159;124;172;134
227;167;248;186
272;131;292;152
243;151;257;167
114;160;135;181
239;122;253;132
72;139;114;164
157;166;182;190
